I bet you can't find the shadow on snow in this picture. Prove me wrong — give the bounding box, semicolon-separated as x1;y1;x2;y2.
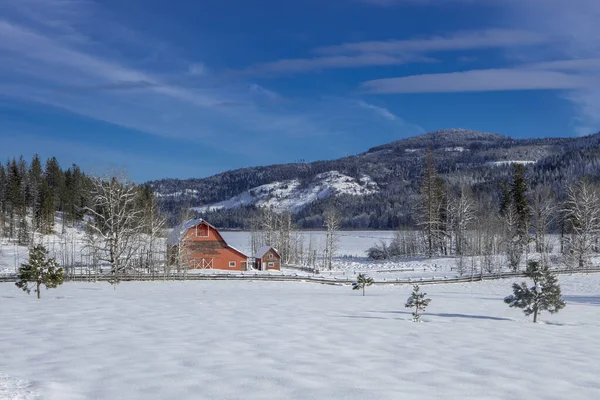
563;295;600;306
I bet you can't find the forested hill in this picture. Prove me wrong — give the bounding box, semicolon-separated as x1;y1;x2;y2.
149;129;600;229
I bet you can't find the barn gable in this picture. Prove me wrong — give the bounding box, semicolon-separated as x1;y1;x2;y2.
166;219;223;246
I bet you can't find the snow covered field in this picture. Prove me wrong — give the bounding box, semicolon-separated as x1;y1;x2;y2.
1;275;599;399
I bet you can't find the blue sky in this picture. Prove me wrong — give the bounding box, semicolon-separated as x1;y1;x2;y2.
1;0;599;181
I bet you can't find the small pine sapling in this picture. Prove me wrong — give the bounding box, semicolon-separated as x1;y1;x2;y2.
504;260;566;322
352;273;374;296
405;284;431;322
15;245;64;299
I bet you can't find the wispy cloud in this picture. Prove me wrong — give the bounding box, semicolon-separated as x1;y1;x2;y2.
353;0;600;135
239;53;430;75
315;29;545;55
239;28;543;76
356;100;398;121
0;2;347;153
361;68;589;93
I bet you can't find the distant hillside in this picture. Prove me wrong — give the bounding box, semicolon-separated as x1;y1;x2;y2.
149;129;600;229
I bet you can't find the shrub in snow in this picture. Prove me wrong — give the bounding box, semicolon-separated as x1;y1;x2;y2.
352;273;374;296
504;261;566;323
366;243;388;260
405;284;431;322
15;245;64;299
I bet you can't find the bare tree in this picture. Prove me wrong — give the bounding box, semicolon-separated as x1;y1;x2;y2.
562;180;600;269
324;208;341;270
142;192;166;275
531;184;556;255
448;186;476;256
85;175;144;285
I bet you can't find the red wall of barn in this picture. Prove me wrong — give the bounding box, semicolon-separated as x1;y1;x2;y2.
181;223;247;271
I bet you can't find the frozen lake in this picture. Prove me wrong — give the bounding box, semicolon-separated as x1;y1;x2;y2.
221;230;397;258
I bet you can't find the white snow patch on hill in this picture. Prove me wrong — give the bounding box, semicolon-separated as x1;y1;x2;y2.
155;188;198;198
193;171;379;213
485;160;536;166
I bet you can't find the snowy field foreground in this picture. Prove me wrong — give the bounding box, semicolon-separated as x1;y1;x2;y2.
1;276;600;400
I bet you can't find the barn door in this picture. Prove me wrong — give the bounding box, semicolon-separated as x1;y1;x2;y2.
202;258;214;269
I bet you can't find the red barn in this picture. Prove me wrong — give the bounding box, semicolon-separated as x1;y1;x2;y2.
166;219;249;271
254;246;281;271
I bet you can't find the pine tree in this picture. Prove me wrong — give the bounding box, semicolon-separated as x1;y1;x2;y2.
405;284;432;322
511;164;530;245
504;260;566;322
352;273;374;296
15;245;64;299
29;154;44;233
419;149;447;257
500;165;531;271
0;164;5;237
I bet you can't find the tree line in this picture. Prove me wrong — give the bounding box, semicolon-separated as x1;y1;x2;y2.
0;156;166;284
0;155;90;244
368;148;600;273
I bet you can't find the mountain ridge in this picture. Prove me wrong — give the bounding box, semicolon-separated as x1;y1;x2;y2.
150;128;600;228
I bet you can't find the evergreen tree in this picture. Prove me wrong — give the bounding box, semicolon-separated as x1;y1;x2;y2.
504;260;566;322
352;273;374;296
511;164;530;244
500;165;531;271
6;158;23;239
405;284;432;322
419;149;447;257
15;245;64;299
0;164;5;236
29;154;44;232
43;157;64;231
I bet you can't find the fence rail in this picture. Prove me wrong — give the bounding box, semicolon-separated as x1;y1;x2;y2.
2;267;600;285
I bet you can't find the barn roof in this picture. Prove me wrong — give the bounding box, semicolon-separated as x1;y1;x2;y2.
254;246;279;259
166;219;249;258
166;218;216;246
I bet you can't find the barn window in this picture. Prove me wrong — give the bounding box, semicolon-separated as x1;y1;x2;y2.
229;261;236;268
268;262;274;267
268;253;273;259
196;224;209;238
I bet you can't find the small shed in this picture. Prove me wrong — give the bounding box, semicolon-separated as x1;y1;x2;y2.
254;246;281;271
166;219;250;271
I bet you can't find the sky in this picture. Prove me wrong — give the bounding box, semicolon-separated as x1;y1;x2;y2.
1;0;600;182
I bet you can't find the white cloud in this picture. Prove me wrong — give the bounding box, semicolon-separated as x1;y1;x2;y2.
315;29;546;55
240;53;429;75
361;68;589;94
356;100;398;121
188;63;206;75
0;14;334;149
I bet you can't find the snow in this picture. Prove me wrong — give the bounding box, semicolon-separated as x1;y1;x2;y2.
193;171;379;213
155;189;198;198
0;221;88;275
1;275;600;399
444;146;465;152
0;374;38;399
485;160;537;167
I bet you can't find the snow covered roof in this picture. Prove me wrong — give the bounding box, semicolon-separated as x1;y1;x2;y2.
254;246;279;259
166;219;214;246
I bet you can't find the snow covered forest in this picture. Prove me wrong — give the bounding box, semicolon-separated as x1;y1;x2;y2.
2;144;600;279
